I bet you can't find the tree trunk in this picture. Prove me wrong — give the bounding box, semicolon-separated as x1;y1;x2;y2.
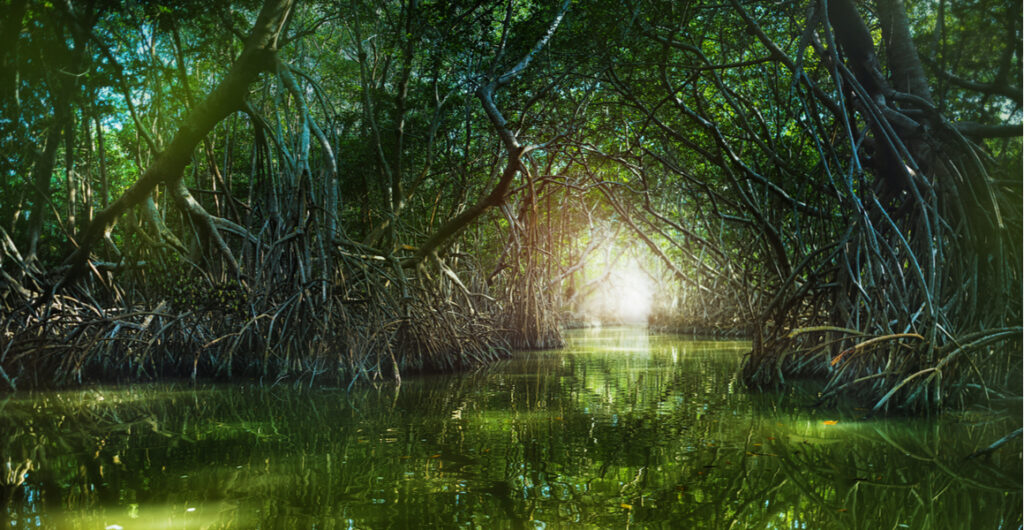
59;0;294;287
64;109;76;231
0;0;28;114
95;116;109;208
25;108;67;261
876;0;933;103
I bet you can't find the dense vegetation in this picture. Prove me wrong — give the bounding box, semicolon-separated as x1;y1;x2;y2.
0;0;1019;411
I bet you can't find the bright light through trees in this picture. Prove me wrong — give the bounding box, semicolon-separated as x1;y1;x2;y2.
580;259;654;325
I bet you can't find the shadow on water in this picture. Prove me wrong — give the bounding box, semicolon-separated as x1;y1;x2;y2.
1;328;1020;528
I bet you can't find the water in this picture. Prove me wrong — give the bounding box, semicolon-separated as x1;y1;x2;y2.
1;328;1020;528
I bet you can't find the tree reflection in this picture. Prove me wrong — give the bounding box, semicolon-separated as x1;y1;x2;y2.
1;331;1020;528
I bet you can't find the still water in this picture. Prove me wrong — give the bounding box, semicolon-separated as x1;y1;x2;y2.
1;328;1020;528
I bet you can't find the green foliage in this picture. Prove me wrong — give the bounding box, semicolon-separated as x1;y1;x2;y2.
0;0;1018;408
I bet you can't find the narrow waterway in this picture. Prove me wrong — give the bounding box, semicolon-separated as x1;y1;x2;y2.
1;328;1020;528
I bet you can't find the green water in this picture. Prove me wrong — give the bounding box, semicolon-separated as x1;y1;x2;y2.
1;328;1020;529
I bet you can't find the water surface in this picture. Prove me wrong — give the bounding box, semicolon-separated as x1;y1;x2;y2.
1;328;1020;528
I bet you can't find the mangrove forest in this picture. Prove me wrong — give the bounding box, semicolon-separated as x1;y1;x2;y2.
0;0;1021;527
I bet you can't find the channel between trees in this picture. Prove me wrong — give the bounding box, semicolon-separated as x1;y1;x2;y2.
0;0;1019;412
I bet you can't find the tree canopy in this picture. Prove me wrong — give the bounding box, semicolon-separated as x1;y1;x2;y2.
0;0;1020;411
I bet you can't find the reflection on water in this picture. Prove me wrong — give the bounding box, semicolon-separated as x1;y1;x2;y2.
1;328;1020;528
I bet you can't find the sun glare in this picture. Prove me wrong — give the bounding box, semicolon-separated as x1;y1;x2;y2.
581;260;654;325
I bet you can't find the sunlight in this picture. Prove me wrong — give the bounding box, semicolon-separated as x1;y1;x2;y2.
581;260;654;325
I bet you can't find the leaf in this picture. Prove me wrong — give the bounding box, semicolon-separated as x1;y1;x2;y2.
830;349;854;366
620;503;632;510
